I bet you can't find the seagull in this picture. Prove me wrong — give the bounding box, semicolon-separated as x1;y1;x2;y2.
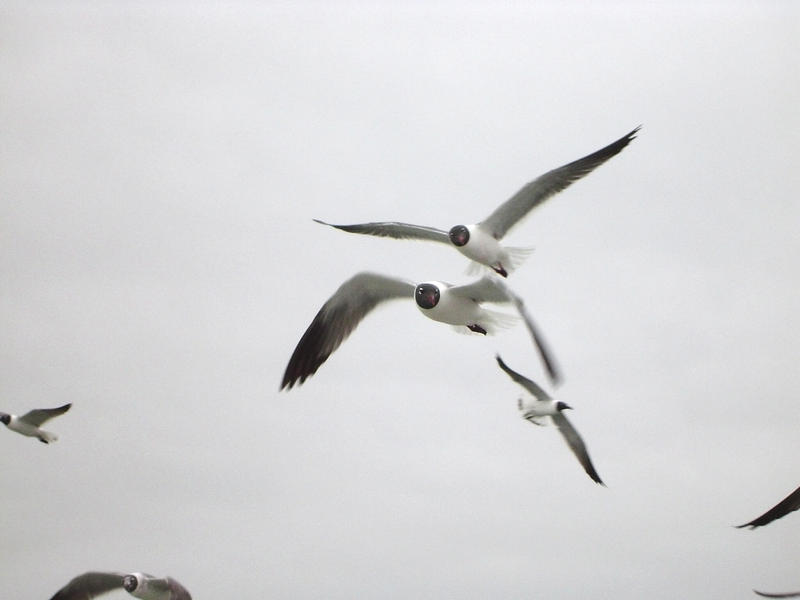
754;590;800;598
281;272;560;389
495;355;603;485
315;126;640;277
49;571;191;600
0;403;71;444
737;484;800;529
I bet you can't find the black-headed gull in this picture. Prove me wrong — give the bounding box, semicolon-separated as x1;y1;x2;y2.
737;484;800;529
281;273;560;390
315;126;639;277
496;355;603;485
49;571;191;600
0;403;71;444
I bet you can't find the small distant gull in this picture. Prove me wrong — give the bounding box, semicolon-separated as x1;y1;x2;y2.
315;126;639;277
754;590;800;598
737;484;800;529
496;355;603;485
49;571;191;600
0;403;71;444
281;272;560;389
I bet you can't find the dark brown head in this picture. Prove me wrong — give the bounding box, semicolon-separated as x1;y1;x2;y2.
415;283;441;309
0;413;10;426
556;401;572;411
448;225;470;247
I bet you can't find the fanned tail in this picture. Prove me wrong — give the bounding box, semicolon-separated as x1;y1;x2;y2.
451;309;518;335
504;246;535;273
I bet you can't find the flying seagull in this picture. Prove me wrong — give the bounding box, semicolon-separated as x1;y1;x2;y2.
49;571;191;600
0;403;71;444
281;272;560;389
754;590;800;598
737;484;800;529
495;355;603;485
315;126;640;277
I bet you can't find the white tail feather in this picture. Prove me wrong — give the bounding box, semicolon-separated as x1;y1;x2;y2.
39;430;58;443
450;309;518;335
503;246;535;272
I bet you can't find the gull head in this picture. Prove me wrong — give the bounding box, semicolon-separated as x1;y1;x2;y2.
448;225;470;247
415;283;441;309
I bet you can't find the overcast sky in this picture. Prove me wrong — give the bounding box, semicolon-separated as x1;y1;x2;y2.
1;2;799;599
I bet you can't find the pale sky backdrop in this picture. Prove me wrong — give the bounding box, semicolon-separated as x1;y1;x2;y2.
1;2;798;599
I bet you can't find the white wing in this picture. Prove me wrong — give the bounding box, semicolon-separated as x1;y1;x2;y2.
314;219;450;244
480;126;640;239
281;272;415;389
19;403;71;427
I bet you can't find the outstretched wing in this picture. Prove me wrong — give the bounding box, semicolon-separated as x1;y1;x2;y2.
754;591;800;598
314;219;450;244
449;275;513;304
552;412;604;485
49;571;125;600
495;355;551;401
281;272;415;389
480;126;640;239
166;577;193;600
737;484;800;529
458;277;562;385
453;277;561;385
20;403;71;427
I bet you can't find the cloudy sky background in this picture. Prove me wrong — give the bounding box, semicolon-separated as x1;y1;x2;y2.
1;2;798;598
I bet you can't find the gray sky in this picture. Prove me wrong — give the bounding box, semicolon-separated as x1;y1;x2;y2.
1;2;799;599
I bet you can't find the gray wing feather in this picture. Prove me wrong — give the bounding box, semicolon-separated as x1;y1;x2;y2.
454;277;562;385
167;577;193;600
20;403;71;427
754;591;800;598
281;272;415;389
449;276;513;304
480;278;562;385
737;485;800;529
314;219;450;244
552;412;604;485
495;355;551;401
49;572;126;600
480;126;640;239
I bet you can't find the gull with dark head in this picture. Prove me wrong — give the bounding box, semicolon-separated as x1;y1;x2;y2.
0;403;71;444
49;571;191;600
737;483;800;529
281;272;560;389
315;126;639;277
496;355;603;485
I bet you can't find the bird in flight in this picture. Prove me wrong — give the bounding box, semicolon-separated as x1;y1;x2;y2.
0;403;71;444
315;126;639;277
49;571;191;600
495;355;603;485
281;272;560;390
